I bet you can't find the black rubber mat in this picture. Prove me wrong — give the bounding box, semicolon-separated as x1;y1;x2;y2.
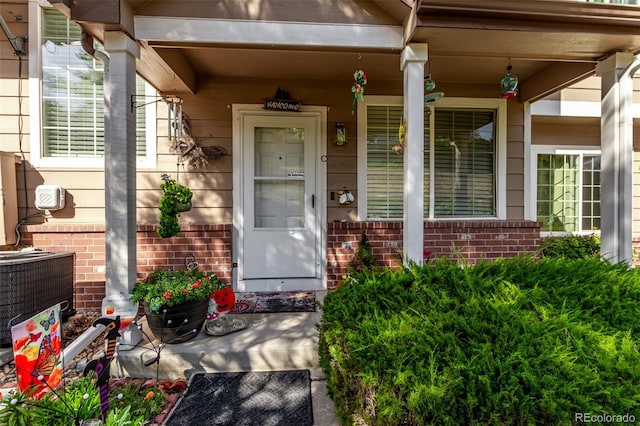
164;370;313;426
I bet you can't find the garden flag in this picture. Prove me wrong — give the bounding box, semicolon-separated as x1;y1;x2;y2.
11;304;63;399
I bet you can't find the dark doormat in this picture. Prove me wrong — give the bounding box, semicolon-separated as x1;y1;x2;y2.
164;370;314;426
230;291;316;314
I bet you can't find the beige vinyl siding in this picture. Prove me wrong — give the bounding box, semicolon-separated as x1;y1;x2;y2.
12;74;528;224
1;0;29;239
506;100;525;219
0;0;29;156
532;116;601;147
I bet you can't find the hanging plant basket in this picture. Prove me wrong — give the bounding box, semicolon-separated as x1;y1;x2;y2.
157;174;193;238
176;200;192;213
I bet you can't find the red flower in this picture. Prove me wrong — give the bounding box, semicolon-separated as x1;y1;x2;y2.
183;289;189;295
50;335;61;354
191;279;202;289
162;290;173;301
15;354;37;391
25;320;37;332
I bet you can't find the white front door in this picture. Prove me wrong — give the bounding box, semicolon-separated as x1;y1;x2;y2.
233;106;326;292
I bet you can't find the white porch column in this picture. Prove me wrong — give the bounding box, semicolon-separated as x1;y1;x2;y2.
103;32;139;295
596;52;640;264
400;44;427;264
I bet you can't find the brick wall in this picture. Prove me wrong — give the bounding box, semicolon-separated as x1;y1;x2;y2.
19;224;233;311
19;220;541;311
327;220;541;288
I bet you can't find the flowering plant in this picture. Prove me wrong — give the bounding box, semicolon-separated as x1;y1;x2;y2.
131;269;225;312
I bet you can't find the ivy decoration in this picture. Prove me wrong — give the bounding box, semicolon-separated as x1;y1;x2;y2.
350;69;367;114
157;174;193;238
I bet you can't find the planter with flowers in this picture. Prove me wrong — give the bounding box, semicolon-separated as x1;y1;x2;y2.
157;174;193;238
132;268;225;343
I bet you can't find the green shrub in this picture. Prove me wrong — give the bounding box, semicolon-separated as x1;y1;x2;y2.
539;234;600;259
318;256;640;425
348;232;377;274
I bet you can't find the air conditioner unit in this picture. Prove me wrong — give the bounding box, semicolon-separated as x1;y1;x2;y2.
35;185;65;211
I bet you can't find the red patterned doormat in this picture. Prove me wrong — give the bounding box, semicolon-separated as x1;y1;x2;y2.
230;291;316;314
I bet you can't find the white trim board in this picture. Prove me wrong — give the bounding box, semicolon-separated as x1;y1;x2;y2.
531;99;640;118
135;17;403;50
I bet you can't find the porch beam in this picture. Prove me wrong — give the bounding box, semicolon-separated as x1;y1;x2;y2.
519;62;595;104
135;17;403;50
139;45;197;94
400;43;427;265
103;31;139;296
596;52;640;265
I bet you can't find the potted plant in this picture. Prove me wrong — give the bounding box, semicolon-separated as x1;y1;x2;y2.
131;268;225;343
157;174;193;238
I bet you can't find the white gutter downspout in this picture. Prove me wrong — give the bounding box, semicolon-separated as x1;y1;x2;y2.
81;30;109;76
596;52;640;264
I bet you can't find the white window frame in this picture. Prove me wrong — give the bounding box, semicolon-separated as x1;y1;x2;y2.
28;2;156;169
357;96;507;221
529;145;601;236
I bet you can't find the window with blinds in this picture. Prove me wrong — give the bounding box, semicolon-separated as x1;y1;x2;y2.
41;8;146;159
434;109;495;217
364;104;497;219
536;152;601;233
366;106;404;219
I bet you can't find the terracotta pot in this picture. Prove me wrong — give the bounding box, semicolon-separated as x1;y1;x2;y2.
143;299;208;344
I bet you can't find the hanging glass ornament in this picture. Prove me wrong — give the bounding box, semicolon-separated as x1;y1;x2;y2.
424;60;436;91
424;92;444;103
500;62;519;99
424;75;436;91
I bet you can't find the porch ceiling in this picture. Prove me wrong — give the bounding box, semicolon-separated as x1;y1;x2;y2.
145;42;586;102
409;0;640;101
61;0;640;102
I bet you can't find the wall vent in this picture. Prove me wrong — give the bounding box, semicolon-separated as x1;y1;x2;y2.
35;185;65;211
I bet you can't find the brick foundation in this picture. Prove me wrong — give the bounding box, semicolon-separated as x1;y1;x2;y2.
327;220;541;287
19;220;541;311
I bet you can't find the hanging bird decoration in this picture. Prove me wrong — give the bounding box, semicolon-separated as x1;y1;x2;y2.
83;316;121;415
350;69;367;114
171;113;228;170
393;117;406;154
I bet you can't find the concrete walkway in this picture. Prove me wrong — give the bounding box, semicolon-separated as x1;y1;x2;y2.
114;296;340;426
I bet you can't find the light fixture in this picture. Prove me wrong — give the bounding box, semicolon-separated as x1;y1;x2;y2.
500;60;519;99
335;122;346;146
0;13;26;56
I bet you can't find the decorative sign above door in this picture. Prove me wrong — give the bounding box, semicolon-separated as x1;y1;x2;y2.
264;87;301;112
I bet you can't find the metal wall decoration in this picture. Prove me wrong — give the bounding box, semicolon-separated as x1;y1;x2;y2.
264;87;301;112
171;113;228;170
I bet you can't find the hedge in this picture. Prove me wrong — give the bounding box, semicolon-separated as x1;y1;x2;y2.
318;256;640;425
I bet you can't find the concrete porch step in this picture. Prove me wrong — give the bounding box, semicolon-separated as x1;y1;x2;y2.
113;305;341;425
114;310;321;380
